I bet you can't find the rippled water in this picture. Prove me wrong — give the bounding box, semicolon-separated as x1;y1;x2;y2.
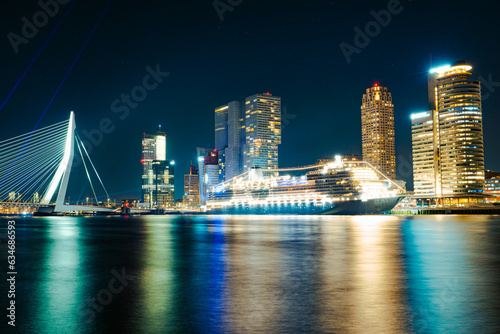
1;215;500;333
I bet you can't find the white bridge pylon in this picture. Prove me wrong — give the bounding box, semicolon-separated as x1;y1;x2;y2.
41;112;113;213
40;112;75;209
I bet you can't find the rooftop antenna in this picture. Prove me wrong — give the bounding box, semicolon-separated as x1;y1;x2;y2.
159;124;162;132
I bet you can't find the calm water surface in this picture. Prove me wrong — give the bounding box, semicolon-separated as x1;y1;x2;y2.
1;215;500;333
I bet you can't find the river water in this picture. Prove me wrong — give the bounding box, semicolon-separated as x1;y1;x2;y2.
1;215;499;333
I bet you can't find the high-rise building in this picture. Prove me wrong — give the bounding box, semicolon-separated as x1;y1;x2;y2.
215;101;244;182
152;160;175;208
485;171;500;199
202;150;219;203
361;84;396;179
243;93;281;171
141;131;174;208
215;104;228;183
196;147;212;204
411;62;485;198
411;111;436;195
183;166;200;207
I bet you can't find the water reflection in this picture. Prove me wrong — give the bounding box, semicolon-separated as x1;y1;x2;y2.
349;216;408;333
139;217;175;333
224;216;283;332
402;216;500;333
40;218;82;333
5;215;500;333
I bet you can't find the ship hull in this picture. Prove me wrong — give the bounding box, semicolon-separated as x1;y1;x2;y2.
209;196;404;215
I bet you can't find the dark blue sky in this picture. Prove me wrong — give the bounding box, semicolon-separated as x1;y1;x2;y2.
1;0;499;201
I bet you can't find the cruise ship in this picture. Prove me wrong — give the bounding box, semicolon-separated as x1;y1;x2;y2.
206;156;405;215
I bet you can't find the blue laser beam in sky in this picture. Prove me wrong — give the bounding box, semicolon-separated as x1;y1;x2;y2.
31;0;114;133
0;0;114;193
0;0;79;115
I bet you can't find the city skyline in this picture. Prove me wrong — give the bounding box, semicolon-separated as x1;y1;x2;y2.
3;3;500;333
1;0;499;201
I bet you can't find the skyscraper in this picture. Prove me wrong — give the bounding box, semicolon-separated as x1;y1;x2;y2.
152;160;175;208
215;101;244;182
215;104;228;183
196;147;212;204
141;131;174;208
203;150;219;203
411;111;436;195
243;93;281;171
361;84;396;179
411;62;485;199
183;165;200;207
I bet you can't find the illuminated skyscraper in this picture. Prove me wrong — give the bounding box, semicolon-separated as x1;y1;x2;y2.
243;93;281;171
215;101;243;182
411;111;436;195
361;84;396;179
196;147;212;204
183;166;200;207
141;131;174;208
411;62;485;199
152;160;175;208
202;150;219;203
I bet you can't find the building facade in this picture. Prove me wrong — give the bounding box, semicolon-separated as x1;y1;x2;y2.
411;62;485;198
196;147;213;204
152;160;175;208
215;101;244;182
203;150;219;203
215;104;228;183
485;177;500;199
183;165;200;207
411;111;436;195
361;84;396;179
141;132;175;208
243;93;281;171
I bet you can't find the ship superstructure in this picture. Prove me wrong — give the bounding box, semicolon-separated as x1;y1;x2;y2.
206;156;405;215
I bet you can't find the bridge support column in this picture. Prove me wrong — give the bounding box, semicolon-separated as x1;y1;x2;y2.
40;112;75;212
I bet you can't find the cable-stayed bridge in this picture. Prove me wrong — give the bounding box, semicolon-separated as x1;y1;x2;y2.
0;112;118;214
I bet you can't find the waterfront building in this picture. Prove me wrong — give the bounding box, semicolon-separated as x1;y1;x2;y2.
215;101;245;182
215;103;229;183
152;160;175;208
196;147;213;204
485;177;500;198
203;150;219;203
485;171;500;200
183;166;200;207
361;84;396;179
411;111;436;196
243;93;281;171
411;62;485;199
141;131;175;208
121;199;140;208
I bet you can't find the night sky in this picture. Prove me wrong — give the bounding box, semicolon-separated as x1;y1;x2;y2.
1;0;499;201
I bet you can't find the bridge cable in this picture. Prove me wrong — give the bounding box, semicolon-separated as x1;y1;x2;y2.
75;133;111;202
76;137;99;206
0;122;67;203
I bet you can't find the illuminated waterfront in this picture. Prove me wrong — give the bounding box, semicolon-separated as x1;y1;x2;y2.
1;215;500;333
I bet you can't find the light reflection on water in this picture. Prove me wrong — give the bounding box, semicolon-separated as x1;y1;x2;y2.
2;215;500;333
